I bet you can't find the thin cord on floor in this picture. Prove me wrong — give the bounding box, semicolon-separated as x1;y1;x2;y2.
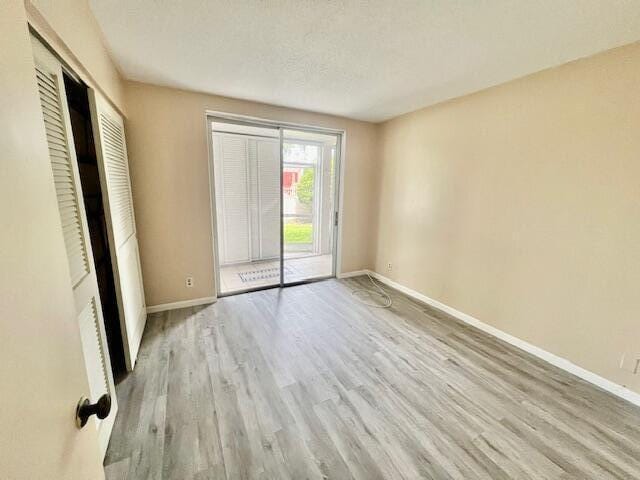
351;273;393;308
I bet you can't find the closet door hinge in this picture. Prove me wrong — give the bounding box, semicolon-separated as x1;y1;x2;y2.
334;211;339;226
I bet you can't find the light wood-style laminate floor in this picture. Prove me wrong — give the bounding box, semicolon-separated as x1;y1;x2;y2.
104;277;640;479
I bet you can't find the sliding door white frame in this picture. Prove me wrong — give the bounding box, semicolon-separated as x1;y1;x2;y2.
205;111;345;297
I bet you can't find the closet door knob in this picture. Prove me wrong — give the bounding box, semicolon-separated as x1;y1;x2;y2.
76;394;112;428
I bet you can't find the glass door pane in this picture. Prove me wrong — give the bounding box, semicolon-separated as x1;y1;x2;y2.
282;129;338;284
211;120;282;295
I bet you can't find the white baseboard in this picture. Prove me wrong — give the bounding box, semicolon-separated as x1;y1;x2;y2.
146;296;217;314
358;270;640;408
337;269;369;279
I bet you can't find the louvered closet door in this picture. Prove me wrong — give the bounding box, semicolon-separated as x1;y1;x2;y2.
31;36;117;458
89;91;146;371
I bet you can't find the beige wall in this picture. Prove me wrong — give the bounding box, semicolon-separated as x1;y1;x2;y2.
0;0;104;477
26;0;125;113
124;81;379;306
374;42;640;394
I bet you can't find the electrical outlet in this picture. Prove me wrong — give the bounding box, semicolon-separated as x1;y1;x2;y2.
186;276;194;288
387;262;392;272
619;354;640;374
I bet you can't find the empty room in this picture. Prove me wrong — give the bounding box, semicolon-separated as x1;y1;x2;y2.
2;1;640;479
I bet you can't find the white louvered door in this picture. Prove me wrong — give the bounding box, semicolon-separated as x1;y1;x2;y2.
213;133;282;265
213;133;252;264
31;36;117;458
257;138;281;259
89;91;146;371
247;138;260;260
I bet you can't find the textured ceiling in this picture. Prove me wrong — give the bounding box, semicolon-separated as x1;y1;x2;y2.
89;0;640;122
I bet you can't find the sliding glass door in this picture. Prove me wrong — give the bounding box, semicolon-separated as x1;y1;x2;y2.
211;119;340;295
282;129;338;284
212;121;282;294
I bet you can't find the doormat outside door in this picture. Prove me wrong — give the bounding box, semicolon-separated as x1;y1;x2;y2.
238;266;293;283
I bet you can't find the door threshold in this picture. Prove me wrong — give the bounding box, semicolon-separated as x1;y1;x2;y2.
217;275;334;298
